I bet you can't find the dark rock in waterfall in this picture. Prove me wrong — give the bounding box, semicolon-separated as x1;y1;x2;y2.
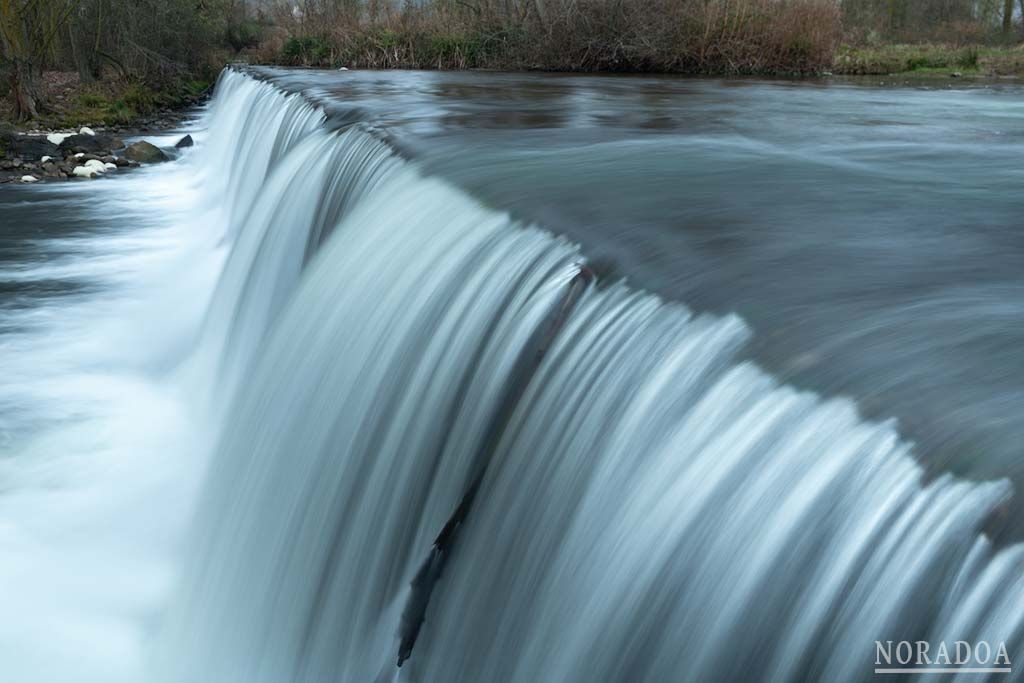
397;547;444;667
124;141;169;163
395;265;592;669
397;479;479;668
175;134;194;148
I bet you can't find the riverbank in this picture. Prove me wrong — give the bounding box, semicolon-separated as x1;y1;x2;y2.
833;43;1024;77
257;35;1024;79
3;40;1022;139
0;73;207;183
0;73;210;133
0;121;194;184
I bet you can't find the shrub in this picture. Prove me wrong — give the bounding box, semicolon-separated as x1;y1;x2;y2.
270;0;845;75
281;35;332;66
226;20;263;54
77;92;110;108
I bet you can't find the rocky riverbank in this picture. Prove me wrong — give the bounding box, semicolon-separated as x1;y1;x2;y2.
0;124;194;184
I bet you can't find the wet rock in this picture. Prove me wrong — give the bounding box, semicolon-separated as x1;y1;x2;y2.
114;157;130;167
1;131;59;160
123;140;168;163
59;134;105;153
174;134;194;148
58;133;123;154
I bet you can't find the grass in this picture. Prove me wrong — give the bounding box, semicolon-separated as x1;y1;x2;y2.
833;43;1024;77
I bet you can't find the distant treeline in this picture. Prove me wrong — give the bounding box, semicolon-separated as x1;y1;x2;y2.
2;0;1022;122
262;0;1021;72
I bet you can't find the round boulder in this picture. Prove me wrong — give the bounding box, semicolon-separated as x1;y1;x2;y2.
123;141;169;163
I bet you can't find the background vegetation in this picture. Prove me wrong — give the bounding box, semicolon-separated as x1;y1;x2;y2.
1;0;1022;126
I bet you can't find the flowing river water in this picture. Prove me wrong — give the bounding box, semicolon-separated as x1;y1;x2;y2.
0;67;1022;682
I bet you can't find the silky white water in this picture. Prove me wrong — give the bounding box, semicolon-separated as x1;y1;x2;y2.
1;68;1022;683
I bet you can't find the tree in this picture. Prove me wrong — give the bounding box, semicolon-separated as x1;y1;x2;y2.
0;0;76;120
1003;0;1019;34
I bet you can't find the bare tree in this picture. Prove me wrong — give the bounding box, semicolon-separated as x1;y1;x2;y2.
0;0;76;120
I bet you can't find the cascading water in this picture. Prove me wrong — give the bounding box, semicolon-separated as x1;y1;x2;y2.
153;69;1024;682
3;67;1022;682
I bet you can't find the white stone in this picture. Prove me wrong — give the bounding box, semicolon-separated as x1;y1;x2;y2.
20;175;39;183
104;162;117;171
46;132;71;145
84;159;107;174
339;67;349;71
79;126;96;136
41;155;52;163
72;165;99;178
74;152;85;159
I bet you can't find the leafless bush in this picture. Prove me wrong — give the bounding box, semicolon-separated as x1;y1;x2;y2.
265;0;842;74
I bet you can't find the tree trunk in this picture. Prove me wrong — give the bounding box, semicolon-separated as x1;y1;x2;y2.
1004;0;1015;34
69;25;97;83
10;58;41;121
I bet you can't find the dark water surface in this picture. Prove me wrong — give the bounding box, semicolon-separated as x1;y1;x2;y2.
261;68;1024;496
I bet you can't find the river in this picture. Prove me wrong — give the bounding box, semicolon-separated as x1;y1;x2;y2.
0;67;1022;682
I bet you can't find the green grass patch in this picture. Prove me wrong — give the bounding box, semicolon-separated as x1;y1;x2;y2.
833;44;1022;77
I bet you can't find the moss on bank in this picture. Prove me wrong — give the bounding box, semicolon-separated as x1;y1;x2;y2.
40;79;211;129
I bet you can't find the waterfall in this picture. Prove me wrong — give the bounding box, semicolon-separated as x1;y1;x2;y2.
155;69;1024;682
